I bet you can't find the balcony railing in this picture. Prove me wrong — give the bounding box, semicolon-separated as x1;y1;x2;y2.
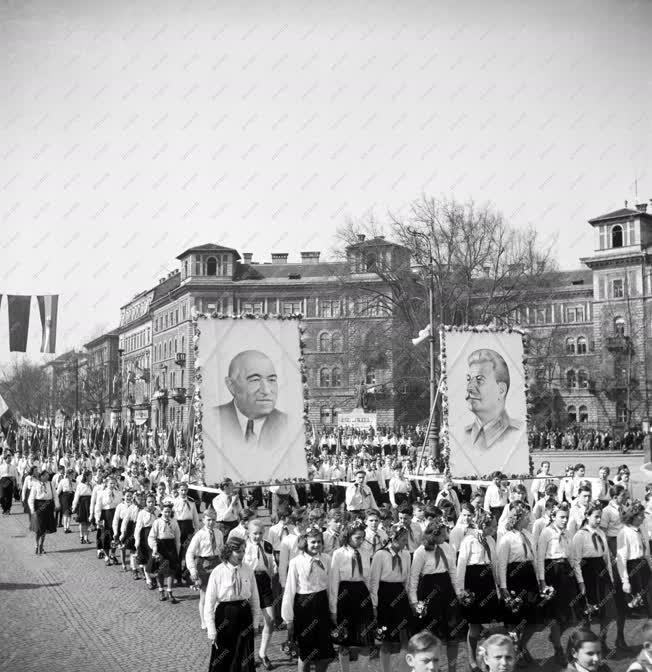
172;387;187;402
175;352;186;367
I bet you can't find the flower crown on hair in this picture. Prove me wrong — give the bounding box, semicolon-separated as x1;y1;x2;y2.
387;523;408;540
627;500;645;517
304;524;323;537
348;518;366;532
549;501;570;518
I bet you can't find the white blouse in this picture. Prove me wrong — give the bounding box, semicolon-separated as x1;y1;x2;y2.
148;517;180;552
616;525;650;588
535;525;572;581
204;562;261;639
497;530;535;589
243;540;276;575
408;543;457;603
360;527;388;567
281;552;331;623
368;548;411;608
71;482;92;510
329;546;369;613
28;480;60;512
456;533;498;594
569;527;613;584
186;527;225;574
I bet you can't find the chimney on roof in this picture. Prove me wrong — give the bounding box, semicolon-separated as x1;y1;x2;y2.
271;253;288;264
300;251;320;263
159;277;166;284
357;234;366;242
243;252;253;264
636;202;648;213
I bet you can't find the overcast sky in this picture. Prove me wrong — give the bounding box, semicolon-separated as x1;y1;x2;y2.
1;0;650;366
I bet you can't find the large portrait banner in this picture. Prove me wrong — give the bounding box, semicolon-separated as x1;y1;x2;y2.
440;326;530;478
195;316;309;484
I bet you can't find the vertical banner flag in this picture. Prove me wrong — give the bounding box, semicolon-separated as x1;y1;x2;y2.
37;294;59;354
8;295;31;352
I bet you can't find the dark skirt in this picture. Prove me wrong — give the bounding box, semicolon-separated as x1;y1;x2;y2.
75;495;91;524
462;564;501;624
503;561;540;624
626;558;651;604
293;590;335;661
30;499;57;535
178;519;194;545
377;581;414;644
335;580;375;647
208;600;255;672
59;491;74;516
98;508;116;552
542;559;580;626
122;520;136;552
580;557;616;621
197;556;220;591
136;526;152;566
148;538;179;578
367;481;381;505
417;572;461;641
23;487;31;515
0;476;14;512
254;571;274;609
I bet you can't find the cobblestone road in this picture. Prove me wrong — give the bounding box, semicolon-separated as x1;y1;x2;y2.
0;499;648;672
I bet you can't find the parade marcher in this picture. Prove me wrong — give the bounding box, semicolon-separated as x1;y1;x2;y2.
448;503;474;555
345;469;377;517
21;464;38;523
328;519;375;672
205;537;261;672
173;481;200;584
227;507;256;543
212;478;243;536
369;523;413;672
186;506;224;630
484;472;509;521
360;508;388;568
94;475;120;565
592;467;613;508
456;511;500;671
278;510;305;590
388;466;412;509
28;468;60;554
322;509;343;555
0;452;18;514
570;501;615;652
56;468;76;533
398;503;424;557
531;483;559;522
408;520;460;672
71;469;93;543
617;501;652;618
282;524;335;672
148;498;181;603
244;519;276;669
119;490;141;578
536;501;580;664
112;489;133;571
567;484;592;538
135;492;160;590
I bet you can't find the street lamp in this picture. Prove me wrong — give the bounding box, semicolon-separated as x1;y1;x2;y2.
408;227;439;460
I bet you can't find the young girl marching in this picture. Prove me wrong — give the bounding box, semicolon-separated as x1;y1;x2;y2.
369;523;413;672
496;503;540;664
570;501;616;653
281;524;335;672
135;492;160;590
244;519;277;669
56;468;76;534
118;490;141;578
148;498;181;603
72;469;93;543
536;501;580;665
617;501;652;618
456;510;500;672
21;465;38;525
409;519;460;672
94;475;121;566
204;537;261;672
328;519;375;672
186;506;224;631
28;468;60;555
113;489;134;572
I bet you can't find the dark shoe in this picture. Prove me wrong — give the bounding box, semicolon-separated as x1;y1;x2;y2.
39;547;45;554
159;591;167;601
80;538;84;544
168;594;178;604
122;565;128;572
148;582;157;591
64;529;71;534
258;656;274;670
35;546;40;555
133;570;140;580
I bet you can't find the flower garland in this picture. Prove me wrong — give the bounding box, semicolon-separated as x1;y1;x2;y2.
191;312;312;488
439;324;533;481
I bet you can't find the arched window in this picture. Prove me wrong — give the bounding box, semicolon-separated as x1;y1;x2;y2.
611;224;623;248
164;342;167;358
614;316;626;337
331;332;343;351
566;369;576;389
365;253;377;271
319;368;330;387
365;367;376;385
320;407;331;425
181;336;185;352
206;257;217;275
576;336;587;355
332;367;342;387
566;337;575;355
567;405;577;423
184;260;188;278
319;333;331;352
616;401;628;424
579;405;588;423
578;369;589;388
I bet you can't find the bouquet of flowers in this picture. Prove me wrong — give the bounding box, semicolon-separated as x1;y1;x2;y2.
583;602;599;621
627;593;644;609
374;626;389;645
330;624;348;645
539;586;556;605
459;590;476;607
415;601;427;619
504;592;523;614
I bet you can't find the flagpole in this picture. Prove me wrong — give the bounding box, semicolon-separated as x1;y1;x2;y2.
415;377;443;477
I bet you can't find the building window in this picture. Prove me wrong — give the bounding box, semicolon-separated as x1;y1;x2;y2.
182;305;186;320
365;367;376;385
242;300;264;315
165;314;168;328
616;401;628;423
579;405;588;423
164;342;167;358
614;316;626;337
320;300;341;318
283;300;303;315
319;333;331;352
332;367;342;387
181;336;185;352
206;257;217;276
612;278;624;298
578;369;589;388
611;224;623;248
320;407;331;425
331;332;343;351
171;371;176;388
566;369;576;389
174;338;178;353
566;338;575;355
184;260;188;278
180;370;184;387
567;405;577;424
576;336;587;354
319;368;330;387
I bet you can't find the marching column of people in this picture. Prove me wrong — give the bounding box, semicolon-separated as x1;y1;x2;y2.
2;445;652;672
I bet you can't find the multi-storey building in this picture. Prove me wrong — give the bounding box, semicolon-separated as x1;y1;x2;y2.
82;329;120;423
108;200;652;432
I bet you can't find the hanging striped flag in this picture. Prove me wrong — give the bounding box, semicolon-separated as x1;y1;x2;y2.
37;294;59;354
8;295;31;352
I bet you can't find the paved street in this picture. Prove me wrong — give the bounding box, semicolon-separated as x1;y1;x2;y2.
0;497;649;672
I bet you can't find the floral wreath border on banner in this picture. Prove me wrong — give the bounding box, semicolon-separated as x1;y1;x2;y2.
191;312;311;488
439;324;533;482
